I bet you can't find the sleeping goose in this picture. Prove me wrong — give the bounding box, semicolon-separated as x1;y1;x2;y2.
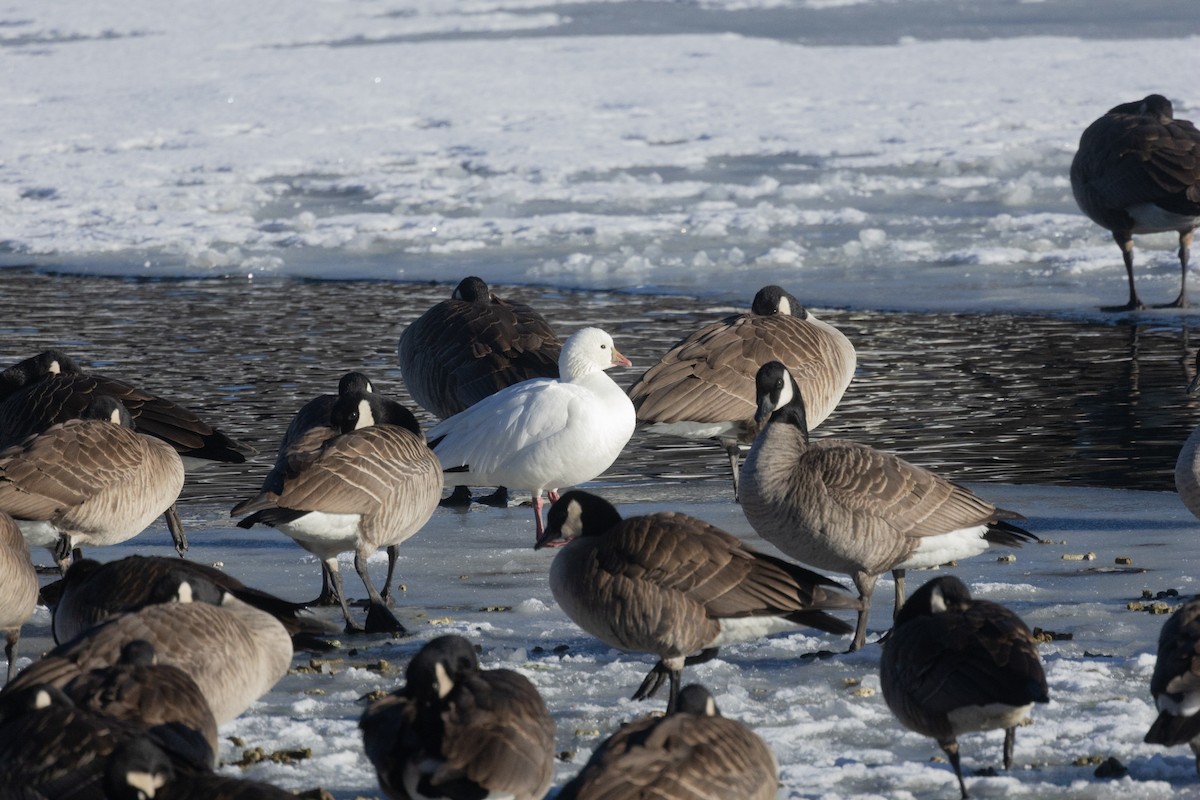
628;285;855;498
1144;595;1200;774
105;734;297;800
429;326;635;541
359;634;556;800
398;276;562;508
49;555;336;650
62;639;219;762
881;576;1048;799
242;372;418;607
0;395;185;573
558;684;779;800
0;349;254;555
739;362;1038;651
1071;94;1200;310
234;390;442;634
5;571;293;725
0;511;37;683
535;490;858;711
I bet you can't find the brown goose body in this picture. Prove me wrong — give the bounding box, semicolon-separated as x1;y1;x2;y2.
628;285;855;497
0;511;37;683
1070;94;1200;310
537;490;857;710
5;577;293;725
398;276;562;420
360;634;555;800
235;392;442;633
880;576;1048;799
0;397;185;568
61;639;218;762
739;362;1037;651
559;684;779;800
1145;596;1200;773
0;349;252;465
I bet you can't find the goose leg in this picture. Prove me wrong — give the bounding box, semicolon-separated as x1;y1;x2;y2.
309;562;339;607
633;649;718;703
4;629;19;683
439;485;474;508
326;556;363;633
52;535;72;575
355;550;407;635
1103;231;1146;312
380;545;399;606
1158;229;1195;309
720;437;741;500
1002;727;1016;771
939;739;968;799
477;486;510;507
849;572;878;652
1190;740;1200;777
892;568;907;620
165;504;187;558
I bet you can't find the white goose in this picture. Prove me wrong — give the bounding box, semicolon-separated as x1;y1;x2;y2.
428;327;635;539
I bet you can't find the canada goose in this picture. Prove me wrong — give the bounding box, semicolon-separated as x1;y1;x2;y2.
105;734;298;799
0;349;254;556
628;285;855;498
359;634;556;800
429;327;635;540
62;639;219;762
49;555;336;651
1176;351;1200;521
5;572;293;725
558;684;780;800
1144;596;1200;773
881;576;1048;799
0;511;37;683
234;390;442;634
1070;94;1200;311
0;395;185;573
739;362;1038;651
243;372;418;607
398;276;563;508
534;490;858;711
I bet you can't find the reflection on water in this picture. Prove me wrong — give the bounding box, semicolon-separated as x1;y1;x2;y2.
1;269;1197;502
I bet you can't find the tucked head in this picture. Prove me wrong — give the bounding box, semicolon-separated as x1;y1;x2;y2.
894;575;973;628
337;371;373;396
676;684;721;717
0;349;83;395
452;276;492;303
83;395;134;428
104;736;174;800
751;285;805;319
405;635;480;701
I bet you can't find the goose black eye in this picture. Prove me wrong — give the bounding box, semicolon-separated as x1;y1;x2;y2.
601;344;608;349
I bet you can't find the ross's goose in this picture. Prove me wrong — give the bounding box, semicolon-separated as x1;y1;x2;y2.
428;326;635;539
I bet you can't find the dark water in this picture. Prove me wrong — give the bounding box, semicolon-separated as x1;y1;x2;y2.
1;269;1197;503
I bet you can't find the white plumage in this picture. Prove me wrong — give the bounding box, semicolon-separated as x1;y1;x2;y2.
428;327;635;538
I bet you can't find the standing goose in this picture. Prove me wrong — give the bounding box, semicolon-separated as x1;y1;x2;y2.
0;349;254;555
398;276;562;508
4;572;293;726
534;490;858;711
429;327;635;540
1175;350;1200;521
1144;596;1200;773
628;285;855;498
881;576;1049;799
0;395;185;573
241;372;418;607
0;511;37;683
558;684;779;800
61;639;219;762
49;555;336;650
1071;94;1200;310
739;362;1038;652
234;390;442;634
359;634;556;800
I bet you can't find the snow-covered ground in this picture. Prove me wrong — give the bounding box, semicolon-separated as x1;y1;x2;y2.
2;0;1200;313
16;481;1200;799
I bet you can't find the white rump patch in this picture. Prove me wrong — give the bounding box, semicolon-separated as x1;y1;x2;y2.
947;702;1031;734
899;525;990;569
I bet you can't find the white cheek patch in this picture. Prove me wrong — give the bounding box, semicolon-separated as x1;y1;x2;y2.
176;581;194;604
776;374;795;411
110;408;123;424
929;585;948;613
357;398;375;429
126;770;168;798
49;360;61;374
777;296;792;316
435;662;455;699
34;689;52;709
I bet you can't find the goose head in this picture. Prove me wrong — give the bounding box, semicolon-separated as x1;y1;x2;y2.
534;490;623;549
83;395;135;428
105;736;175;800
676;684;720;717
0;349;83;396
752;361;809;438
405;634;479;702
750;285;807;320
558;327;632;380
893;575;973;628
337;371;373;396
331;390;422;438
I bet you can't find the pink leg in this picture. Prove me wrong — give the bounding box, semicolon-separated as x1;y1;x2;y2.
533;492;545;540
547;489;561;503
